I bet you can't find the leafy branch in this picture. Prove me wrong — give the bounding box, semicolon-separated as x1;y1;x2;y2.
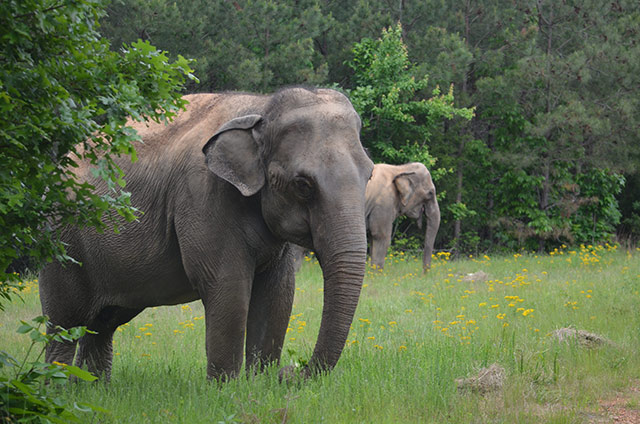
0;316;107;422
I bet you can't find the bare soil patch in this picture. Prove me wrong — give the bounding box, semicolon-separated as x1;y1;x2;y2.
588;382;640;424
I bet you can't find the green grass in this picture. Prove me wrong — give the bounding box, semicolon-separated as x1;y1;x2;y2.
2;244;639;423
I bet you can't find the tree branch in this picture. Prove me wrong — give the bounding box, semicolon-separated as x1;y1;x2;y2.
13;3;66;19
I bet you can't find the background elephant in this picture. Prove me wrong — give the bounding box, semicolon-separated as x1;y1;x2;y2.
365;162;440;272
39;87;373;381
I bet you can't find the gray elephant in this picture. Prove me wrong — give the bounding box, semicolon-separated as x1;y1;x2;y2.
365;162;440;272
39;87;374;381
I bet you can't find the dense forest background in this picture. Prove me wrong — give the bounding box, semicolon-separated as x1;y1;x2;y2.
100;0;640;255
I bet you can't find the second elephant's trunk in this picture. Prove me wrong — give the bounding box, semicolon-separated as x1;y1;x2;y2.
423;197;441;272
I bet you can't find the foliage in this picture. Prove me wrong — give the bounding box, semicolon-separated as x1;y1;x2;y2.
100;0;328;92
391;235;423;253
0;0;195;297
490;165;624;250
0;316;103;423
571;170;625;244
348;23;474;166
475;2;638;250
622;201;640;242
448;202;477;222
390;215;423;253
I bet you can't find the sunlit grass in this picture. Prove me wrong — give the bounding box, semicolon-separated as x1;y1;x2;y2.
1;244;639;423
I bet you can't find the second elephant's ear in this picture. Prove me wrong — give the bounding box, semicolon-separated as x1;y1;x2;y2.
393;172;416;206
202;114;264;197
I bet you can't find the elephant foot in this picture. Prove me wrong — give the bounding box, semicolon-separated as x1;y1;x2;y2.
278;364;312;384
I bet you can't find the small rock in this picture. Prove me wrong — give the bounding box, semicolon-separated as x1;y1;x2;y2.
461;271;489;283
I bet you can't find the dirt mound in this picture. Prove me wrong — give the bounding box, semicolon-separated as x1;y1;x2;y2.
456;363;505;394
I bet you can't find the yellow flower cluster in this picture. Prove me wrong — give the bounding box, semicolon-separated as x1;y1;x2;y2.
137;323;153;339
10;278;38;294
287;312;305;340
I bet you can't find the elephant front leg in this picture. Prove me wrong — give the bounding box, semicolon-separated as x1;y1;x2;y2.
370;235;391;270
201;276;253;381
369;223;393;271
368;211;393;270
245;258;295;372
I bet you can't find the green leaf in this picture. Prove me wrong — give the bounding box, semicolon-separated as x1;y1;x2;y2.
17;322;33;334
10;379;34;396
64;365;98;382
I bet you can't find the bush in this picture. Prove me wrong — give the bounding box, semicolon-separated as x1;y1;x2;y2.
0;316;104;422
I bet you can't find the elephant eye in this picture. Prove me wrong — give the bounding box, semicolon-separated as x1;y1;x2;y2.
293;175;314;200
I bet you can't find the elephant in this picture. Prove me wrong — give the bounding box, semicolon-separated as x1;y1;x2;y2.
291;162;440;273
39;87;374;382
365;162;440;272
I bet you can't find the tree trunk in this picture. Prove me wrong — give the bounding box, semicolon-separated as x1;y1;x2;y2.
454;163;463;251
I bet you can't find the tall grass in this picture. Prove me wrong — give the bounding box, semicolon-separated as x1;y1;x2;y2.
1;244;639;423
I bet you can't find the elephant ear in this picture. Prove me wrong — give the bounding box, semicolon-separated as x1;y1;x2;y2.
202;114;265;197
393;172;416;206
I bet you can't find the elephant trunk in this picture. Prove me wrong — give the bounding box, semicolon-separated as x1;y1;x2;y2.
422;197;441;272
307;207;367;374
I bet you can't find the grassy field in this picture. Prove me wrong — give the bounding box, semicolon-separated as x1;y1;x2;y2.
1;244;639;423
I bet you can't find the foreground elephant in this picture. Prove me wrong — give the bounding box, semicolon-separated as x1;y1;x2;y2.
365;162;440;272
39;87;374;381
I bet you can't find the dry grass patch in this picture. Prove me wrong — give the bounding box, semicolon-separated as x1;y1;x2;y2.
456;363;506;394
550;327;612;348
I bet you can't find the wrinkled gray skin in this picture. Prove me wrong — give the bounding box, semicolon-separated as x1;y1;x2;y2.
365;163;440;272
39;88;373;382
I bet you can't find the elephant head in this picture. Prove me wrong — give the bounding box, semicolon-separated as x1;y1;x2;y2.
203;88;373;376
393;163;441;271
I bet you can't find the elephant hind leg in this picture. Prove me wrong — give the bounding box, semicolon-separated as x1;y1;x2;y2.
75;306;142;381
40;262;91;368
45;338;78;369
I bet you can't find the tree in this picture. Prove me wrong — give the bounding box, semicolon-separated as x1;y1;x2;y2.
101;0;330;92
399;0;522;254
477;1;635;250
348;24;474;166
0;0;195;304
